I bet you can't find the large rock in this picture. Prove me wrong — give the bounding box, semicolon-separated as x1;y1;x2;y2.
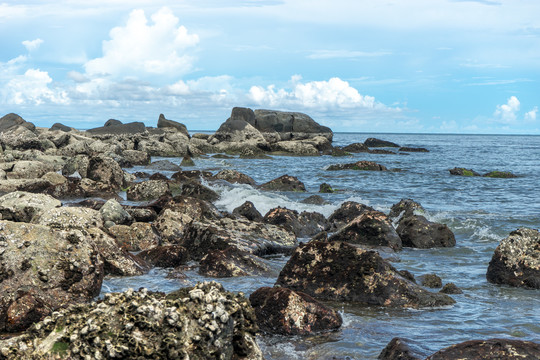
210;117;268;154
157;113;190;138
87;155;125;189
199;247;270;278
326;160;387;171
249;287;342;335
147;159;181;171
259;174;306;192
378;337;425;360
1;282;263;359
178;180;219;202
251;108;332;141
86;121;146;135
275;241;455;308
328;201;376;230
99;199;132;225
232;201;263;222
121;149;150;166
396;215;456;248
0;126;42;150
0;113;35;132
263;207;329;238
33;206;104;230
2;161;56;180
108;222;160;251
126;180;171;201
342;142;370;153
0;221;104;333
389;198;425;221
213;169;256;185
138;245;189;268
364;137;399;148
328;211;402;251
425;339;540;360
0;191;61;223
486;228;540;289
448;167;481;176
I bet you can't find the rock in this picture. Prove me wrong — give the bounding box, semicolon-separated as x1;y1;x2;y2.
99;199;132;225
301;195;326;205
275;241;455;308
449;167;481;176
342;142;370;153
61;154;89;178
425;339;540;360
87;155;125;189
327;160;388;171
180;155;195;166
157;113;190;138
49;123;72;132
154;208;196;243
249;287;342;335
108;222;160;251
213;169;256;185
41;171;67;186
171;170;213;182
180;217;297;260
149;172;169;181
104;119;122;127
199;247;270;277
138;245;189;268
397;215;456;248
486;228;540;289
330;147;352;156
126;180;171;201
270;140;321;156
147;159;182;172
121;149;150;166
211;117;268;152
259;174;306;192
364;137;399;148
0;191;61;222
377;338;425;360
3;161;56;180
33;206;104;230
420;274;442;288
319;182;334;193
483;170;517;178
232;201;263;222
1;282;263;359
0;126;41;150
328;211;402;251
328;201;376;230
0;221;104;333
440;283;463;294
399;146;429;153
0;179;53;194
369;149;397;155
263;207;329;238
156;195;220;221
86;121;146;135
126;207;158;222
178;181;219;202
0;113;35;132
388;198;425;222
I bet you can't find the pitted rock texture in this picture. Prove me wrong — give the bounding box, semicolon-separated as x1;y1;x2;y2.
275;241;455;308
388;198;425;222
199;247;270;278
396;215;456;249
213;169;256;185
259;175;306;192
1;282;263;360
126;180;171;201
0;191;61;223
328;201;376;231
486;227;540;289
263;207;329;238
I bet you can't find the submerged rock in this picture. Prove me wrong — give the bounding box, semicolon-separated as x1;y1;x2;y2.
342;142;369;153
396;215;456;249
249;286;342;335
364;137;399;148
399;146;429;153
448;167;481;176
486;227;540;289
232;201;263;222
326;160;388;171
275;241;455;308
1;282;263;359
483;170;517;178
425;338;540;359
259;174;306;192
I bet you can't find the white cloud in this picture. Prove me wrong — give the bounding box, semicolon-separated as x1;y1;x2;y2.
525;107;538;122
22;38;44;52
84;7;199;78
5;69;68;105
494;96;520;123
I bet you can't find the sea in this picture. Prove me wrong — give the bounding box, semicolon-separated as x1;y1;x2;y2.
101;132;540;359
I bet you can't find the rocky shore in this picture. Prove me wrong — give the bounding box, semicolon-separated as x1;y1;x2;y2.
0;109;538;359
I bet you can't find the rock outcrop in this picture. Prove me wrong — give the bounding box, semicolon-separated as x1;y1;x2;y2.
396;215;456;248
326;160;388;171
259;175;306;192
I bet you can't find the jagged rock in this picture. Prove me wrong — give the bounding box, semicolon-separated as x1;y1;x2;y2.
61;154;89;178
425;339;540;360
419;274;442;288
154;209;196;243
259;174;306;192
138;245;189;268
263;207;329;238
108;222;160;251
126;207;158;222
327;160;387;171
364;137;399;148
328;201;376;231
99;199;132;225
0;221;104;333
126;180;171;201
397;215;456;248
1;282;263;359
0;191;61;222
147;159;182;172
232;201;263;222
171;170;213;182
328;211;402;251
449;167;481;176
388;198;425;221
486;228;540;289
157;113;190;138
213;169;256;185
0;126;41;150
342;142;370;153
249;287;342;335
377;337;425;360
199;247;270;277
275;241;455;308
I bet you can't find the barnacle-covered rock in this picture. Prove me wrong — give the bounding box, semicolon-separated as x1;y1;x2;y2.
0;191;61;223
1;282;263;359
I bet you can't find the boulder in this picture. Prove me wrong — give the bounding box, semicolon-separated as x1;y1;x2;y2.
378;337;424;360
0;113;35;132
319;182;334;193
232;201;263;222
342;142;370;153
126;207;158;222
440;283;463;294
178;181;219;202
0;191;61;223
425;339;540;360
61;154;89;178
0;221;104;333
259;174;306;192
147;159;181;172
389;198;425;221
328;201;376;230
49;123;73;132
419;274;442;288
448;167;481;176
41;171;67;186
199;247;270;277
99;199;132;225
108;222;160;251
126;180;171;201
271;140;320;156
483;170;517;178
1;282;263;359
486;228;540;289
154;208;196;243
327;160;388;171
104;119;122;127
301;195;326;205
138;245;189;268
328;211;402;251
0;179;52;194
121;149;150;166
211;117;267;149
157;113;190;138
3;161;56;180
275;241;455;308
397;215;456;248
213;169;256;185
171;170;213;182
86;121;146;135
249;287;342;335
330;147;352;157
0;126;42;150
263;207;329;238
364;137;399;148
87;155;125;189
32;206;104;230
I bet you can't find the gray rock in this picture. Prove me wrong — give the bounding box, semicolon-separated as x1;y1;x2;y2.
157;114;190;138
100;199;132;225
0;191;61;222
0;113;35;132
126;180;171;201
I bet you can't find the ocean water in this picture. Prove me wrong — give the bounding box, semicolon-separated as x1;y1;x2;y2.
103;133;540;359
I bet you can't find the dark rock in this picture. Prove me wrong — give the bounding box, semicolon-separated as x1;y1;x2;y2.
0;113;35;132
49;123;73;132
104;119;122;127
87;155;125;189
86;121;146;135
157;113;190;138
199;247;270;277
399;270;416;283
171;170;213;182
301;195;326;205
2;282;263;359
328;211;402;251
213;169;256;185
378;337;424;360
275;241;455;308
342;142;370;153
449;167;481;176
364;137;399;148
420;273;442;288
126;180;171;201
486;228;540;289
249;287;342;335
319;182;334;193
179;181;219;202
328;201;376;230
147;159;182;171
330;147;351;157
369;149;397;155
483;170;517;178
263;207;329;238
233;201;263;222
310;231;328;242
399;146;429;153
425;339;540;360
108;222;160;251
149;172;169;181
389;199;425;222
440;283;463;294
126;207;158;222
326;160;388;171
138;245;189;268
180;155;195;166
397;215;456;248
259;174;306;192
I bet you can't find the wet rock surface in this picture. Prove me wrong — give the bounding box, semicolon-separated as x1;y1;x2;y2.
259;174;307;192
326;160;388;171
425;338;540;360
328;201;376;231
232;201;263;222
199;247;270;278
364;138;400;148
263;207;329;238
397;215;456;248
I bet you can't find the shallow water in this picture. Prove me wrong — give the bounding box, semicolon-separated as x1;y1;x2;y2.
103;133;540;359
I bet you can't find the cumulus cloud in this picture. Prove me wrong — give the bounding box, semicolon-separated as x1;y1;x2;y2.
494;96;520;123
22;38;44;52
84;7;199;78
6;69;68;105
525;107;538;122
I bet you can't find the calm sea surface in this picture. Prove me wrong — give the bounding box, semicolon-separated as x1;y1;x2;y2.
103;133;540;359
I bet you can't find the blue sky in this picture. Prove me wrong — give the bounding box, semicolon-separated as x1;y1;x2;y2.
0;0;539;133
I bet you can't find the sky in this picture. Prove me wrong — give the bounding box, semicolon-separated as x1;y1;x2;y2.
0;0;539;133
